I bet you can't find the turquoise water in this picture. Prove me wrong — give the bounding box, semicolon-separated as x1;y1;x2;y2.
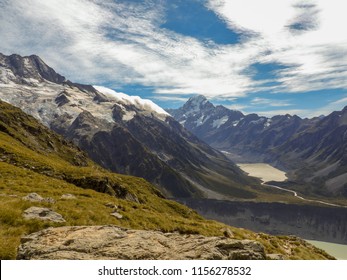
306;240;347;260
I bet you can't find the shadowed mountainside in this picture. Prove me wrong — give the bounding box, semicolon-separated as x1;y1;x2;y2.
168;95;347;198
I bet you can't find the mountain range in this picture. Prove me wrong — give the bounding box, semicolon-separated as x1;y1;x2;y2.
168;95;347;198
0;54;333;260
0;53;259;200
0;100;330;260
2;52;346;201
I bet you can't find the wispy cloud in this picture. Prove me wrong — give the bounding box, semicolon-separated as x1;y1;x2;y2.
253;109;307;118
207;0;347;95
0;0;347;111
250;97;292;107
0;0;256;97
252;96;347;118
150;95;189;102
224;104;250;112
331;97;347;106
304;96;347;117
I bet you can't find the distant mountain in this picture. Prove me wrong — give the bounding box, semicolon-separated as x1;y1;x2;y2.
0;53;258;199
168;95;314;162
169;95;347;198
167;95;244;141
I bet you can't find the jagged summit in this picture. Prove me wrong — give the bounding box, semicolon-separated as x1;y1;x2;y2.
167;95;243;134
0;53;66;84
187;94;208;103
183;95;213;111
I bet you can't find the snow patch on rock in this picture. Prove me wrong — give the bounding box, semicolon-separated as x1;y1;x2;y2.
196;115;210;127
212;116;229;128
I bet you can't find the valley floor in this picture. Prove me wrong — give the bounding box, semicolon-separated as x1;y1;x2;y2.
237;163;347;207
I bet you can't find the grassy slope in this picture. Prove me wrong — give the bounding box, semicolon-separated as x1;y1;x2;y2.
0;101;332;260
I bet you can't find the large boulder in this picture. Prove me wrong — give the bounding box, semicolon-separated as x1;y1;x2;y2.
22;207;65;223
23;193;55;203
17;226;266;260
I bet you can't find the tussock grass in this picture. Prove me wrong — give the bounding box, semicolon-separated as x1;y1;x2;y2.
1;162;333;260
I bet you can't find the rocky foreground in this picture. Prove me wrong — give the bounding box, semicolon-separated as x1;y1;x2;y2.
17;226;266;260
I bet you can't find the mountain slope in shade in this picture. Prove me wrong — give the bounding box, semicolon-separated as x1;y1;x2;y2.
0;53;258;199
169;95;347;198
271;106;347;197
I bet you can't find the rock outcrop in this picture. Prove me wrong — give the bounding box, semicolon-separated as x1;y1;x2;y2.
23;193;55;203
17;226;266;260
22;207;66;223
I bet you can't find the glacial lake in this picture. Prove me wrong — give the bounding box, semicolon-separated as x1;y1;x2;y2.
236;163;287;182
306;240;347;260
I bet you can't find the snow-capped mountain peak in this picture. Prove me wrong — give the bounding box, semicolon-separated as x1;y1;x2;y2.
167;94;244;134
188;95;208;105
183;95;213;112
0;53;169;125
0;53;66;85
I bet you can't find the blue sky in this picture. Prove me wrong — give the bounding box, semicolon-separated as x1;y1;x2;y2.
1;0;347;117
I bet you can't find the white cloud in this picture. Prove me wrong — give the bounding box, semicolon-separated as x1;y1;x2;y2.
206;0;296;36
251;96;347;118
151;95;189;102
0;0;259;97
93;85;169;116
251;97;292;107
0;0;347;104
207;0;347;95
224;104;250;112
